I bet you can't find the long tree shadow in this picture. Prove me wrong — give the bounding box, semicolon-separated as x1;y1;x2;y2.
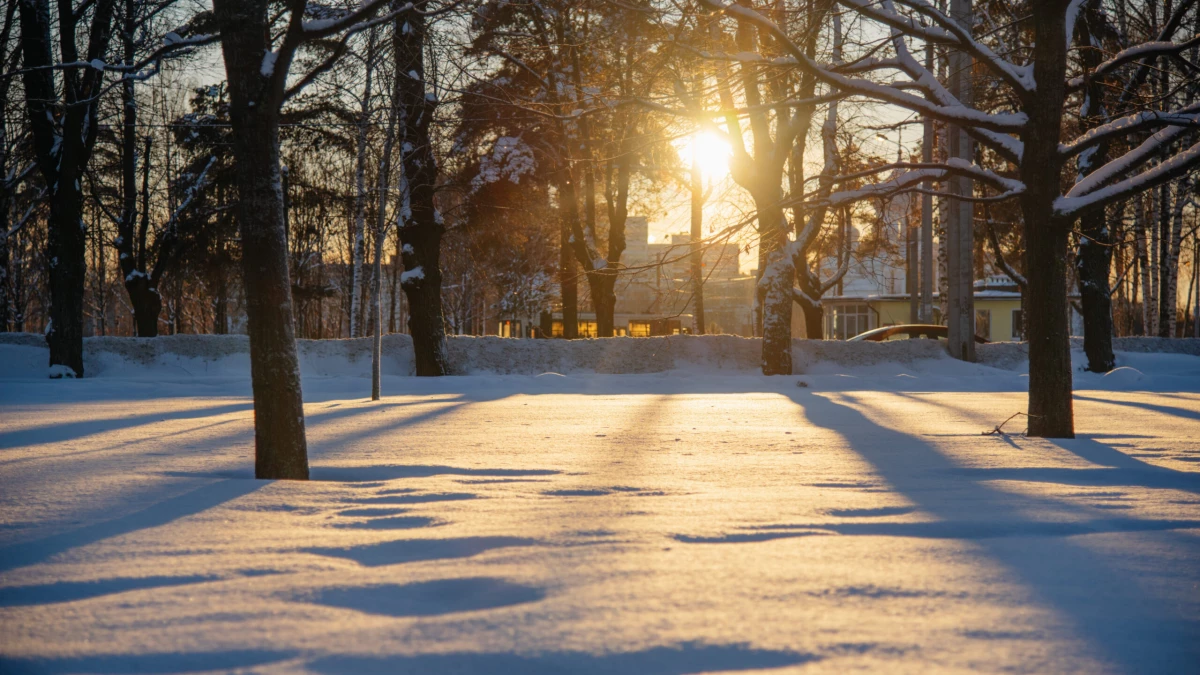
1073;393;1200;423
306;643;818;674
0;574;219;608
775;390;1200;673
948;434;1200;494
0;650;297;675
0;478;261;574
0;402;252;450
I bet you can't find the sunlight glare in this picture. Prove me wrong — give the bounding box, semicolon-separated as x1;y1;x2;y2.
679;131;731;179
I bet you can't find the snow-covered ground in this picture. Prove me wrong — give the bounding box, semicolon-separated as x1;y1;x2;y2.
1;337;1199;673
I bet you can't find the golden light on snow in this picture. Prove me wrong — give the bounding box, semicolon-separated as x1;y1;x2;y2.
678;130;732;178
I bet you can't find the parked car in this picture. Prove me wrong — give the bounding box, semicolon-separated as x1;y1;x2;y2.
847;324;990;343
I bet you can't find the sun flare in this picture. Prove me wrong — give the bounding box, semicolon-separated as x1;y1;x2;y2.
678;131;732;179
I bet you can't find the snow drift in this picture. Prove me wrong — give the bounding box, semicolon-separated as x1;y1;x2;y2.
0;332;1197;380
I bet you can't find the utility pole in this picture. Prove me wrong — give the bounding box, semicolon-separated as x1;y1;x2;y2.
920;42;935;324
946;0;976;360
690;136;705;335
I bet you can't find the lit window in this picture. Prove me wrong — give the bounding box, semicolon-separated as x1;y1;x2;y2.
827;303;871;340
629;321;651;337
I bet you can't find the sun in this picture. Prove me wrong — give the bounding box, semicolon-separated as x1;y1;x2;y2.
677;130;731;179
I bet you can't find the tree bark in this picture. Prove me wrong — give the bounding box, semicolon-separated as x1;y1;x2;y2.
1022;2;1074;439
1073;0;1115;372
1164;178;1188;336
19;0;118;377
760;251;793;375
214;0;309;479
395;4;449;376
559;172;580;339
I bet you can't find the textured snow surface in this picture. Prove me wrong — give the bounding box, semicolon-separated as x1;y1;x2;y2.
1;339;1199;673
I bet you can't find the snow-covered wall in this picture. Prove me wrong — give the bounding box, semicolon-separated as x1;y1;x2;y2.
0;332;1197;379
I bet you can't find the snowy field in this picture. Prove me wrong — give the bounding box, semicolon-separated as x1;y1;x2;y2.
1;336;1199;674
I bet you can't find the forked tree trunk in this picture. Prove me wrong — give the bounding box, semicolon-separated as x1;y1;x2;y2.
214;0;308;479
395;4;449;375
19;0;117;377
590;272;617;337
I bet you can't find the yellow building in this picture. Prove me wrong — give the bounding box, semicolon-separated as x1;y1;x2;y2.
822;276;1035;342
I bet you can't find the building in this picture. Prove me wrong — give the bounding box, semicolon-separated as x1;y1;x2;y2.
532;218;756;337
823;273;1084;342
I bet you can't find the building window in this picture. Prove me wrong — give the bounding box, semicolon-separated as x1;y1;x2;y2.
628;321;651;337
1011;309;1023;340
827;303;871;340
551;320;563;337
578;321;598;338
975;309;991;341
498;320;522;338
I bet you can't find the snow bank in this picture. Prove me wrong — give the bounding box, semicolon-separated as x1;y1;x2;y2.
1;333;1198;382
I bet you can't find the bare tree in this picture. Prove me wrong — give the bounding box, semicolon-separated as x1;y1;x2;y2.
395;1;450;376
211;0;408;478
702;0;1200;437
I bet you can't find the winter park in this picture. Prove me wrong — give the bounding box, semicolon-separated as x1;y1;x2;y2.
3;1;1200;674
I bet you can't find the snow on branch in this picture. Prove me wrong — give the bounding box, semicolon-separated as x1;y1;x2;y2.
1056;139;1200;218
301;0;413;40
700;0;1028;134
1061;104;1200;158
845;0;1034;92
1068;124;1194;197
1;32;218;82
1070;35;1200;89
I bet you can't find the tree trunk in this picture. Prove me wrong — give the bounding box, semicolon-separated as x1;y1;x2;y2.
755;185;790;371
350;28;377;339
371;219;384;398
215;0;309;479
19;0;117;377
945;0;975;362
1157;181;1172;336
1135;195;1151;334
0;189;10;332
1076;211;1115;371
369;30;404;396
1164;178;1187;336
760;251;793;375
591;272;616;337
395;4;449;376
1073;2;1115;372
1022;3;1074;439
795;271;825;339
559;172;580;340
